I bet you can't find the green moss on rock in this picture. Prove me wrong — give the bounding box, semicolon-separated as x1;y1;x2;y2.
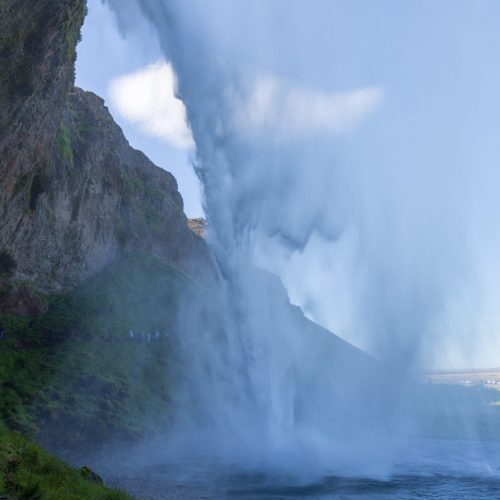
58;122;73;164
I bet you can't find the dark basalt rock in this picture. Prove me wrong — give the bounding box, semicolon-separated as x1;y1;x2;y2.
0;0;211;293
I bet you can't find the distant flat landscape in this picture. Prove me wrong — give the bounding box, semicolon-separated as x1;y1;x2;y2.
423;368;500;389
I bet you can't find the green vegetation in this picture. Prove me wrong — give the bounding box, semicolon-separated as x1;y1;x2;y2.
0;254;198;497
118;171;183;235
0;422;131;499
69;99;98;143
120;172;144;195
64;2;87;64
0;254;195;450
58;122;73;164
0;0;86;133
13;172;33;196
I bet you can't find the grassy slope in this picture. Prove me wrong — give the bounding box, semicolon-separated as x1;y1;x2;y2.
0;422;131;499
0;253;195;450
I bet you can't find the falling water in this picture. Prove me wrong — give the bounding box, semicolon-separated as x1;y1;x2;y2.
98;1;500;496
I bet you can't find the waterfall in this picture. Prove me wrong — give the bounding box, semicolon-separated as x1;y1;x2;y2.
104;0;500;476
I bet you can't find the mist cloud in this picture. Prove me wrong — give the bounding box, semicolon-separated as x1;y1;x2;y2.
233;76;383;141
103;0;500;474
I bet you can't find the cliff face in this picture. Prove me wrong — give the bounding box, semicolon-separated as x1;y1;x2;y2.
0;0;206;292
0;0;215;452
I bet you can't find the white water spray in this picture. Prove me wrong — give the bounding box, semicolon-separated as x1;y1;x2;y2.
105;0;500;477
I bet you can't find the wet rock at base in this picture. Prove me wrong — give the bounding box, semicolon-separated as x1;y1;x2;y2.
80;465;104;484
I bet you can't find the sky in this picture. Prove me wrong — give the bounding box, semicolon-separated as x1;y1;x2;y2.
76;0;500;369
75;0;202;216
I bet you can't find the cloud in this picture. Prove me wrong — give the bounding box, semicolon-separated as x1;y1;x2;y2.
233;75;383;140
108;60;194;150
109;62;381;149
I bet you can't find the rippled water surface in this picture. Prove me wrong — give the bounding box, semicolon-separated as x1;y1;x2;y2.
82;390;500;499
110;469;500;499
97;437;500;499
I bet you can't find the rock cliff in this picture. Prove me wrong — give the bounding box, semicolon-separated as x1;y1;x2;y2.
0;0;206;293
0;0;218;453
